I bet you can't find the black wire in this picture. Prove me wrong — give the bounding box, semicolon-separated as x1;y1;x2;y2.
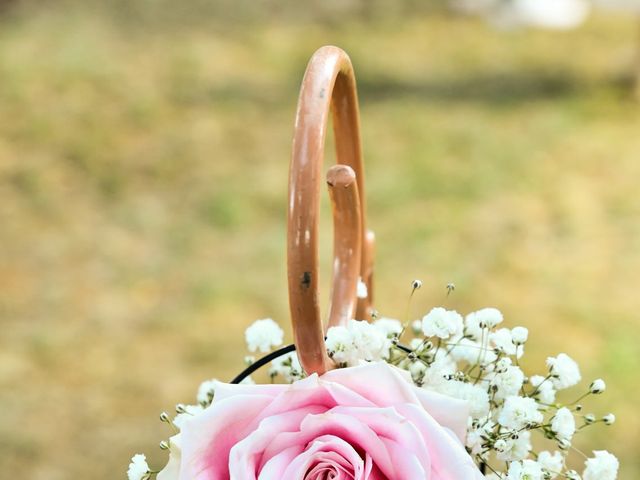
230;343;297;384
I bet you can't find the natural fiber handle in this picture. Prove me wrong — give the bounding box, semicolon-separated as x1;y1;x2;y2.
287;46;374;375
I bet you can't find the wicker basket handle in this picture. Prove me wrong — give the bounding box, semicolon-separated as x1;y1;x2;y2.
287;46;374;375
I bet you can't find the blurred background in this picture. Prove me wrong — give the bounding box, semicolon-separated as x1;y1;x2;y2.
0;0;639;478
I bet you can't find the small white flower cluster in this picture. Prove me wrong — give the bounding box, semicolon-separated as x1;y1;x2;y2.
244;318;284;353
127;454;150;480
269;351;304;382
325;318;395;366
321;301;617;479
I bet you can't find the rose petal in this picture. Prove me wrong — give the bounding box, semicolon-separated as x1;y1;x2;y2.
179;394;274;479
395;403;483;479
329;406;431;470
157;434;181;480
320;363;422;408
257;445;302;480
213;381;287;401
414;387;469;442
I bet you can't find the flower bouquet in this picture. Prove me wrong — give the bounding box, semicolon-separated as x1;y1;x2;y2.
127;47;618;480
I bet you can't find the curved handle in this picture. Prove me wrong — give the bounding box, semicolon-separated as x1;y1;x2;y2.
287;46;374;375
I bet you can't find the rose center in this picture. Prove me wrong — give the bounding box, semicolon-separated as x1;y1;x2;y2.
305;461;352;480
303;452;356;480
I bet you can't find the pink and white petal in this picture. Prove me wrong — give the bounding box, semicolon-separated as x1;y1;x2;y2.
378;436;428;479
320;363;422;408
414;387;470;442
257;445;302;480
257;374;376;421
394;403;482;480
213;381;288;402
157;434;181;480
179;394;274;480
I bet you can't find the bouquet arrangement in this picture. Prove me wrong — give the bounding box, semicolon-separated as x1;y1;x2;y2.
128;281;618;480
126;46;618;480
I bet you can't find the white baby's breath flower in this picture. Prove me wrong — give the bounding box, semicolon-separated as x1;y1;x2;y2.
495;357;513;372
466;417;495;456
530;375;556;404
551;407;576;441
422;307;463;339
127;454;150;480
243;355;255;365
196;379;217;406
465;307;503;340
590;378;606;394
490;328;522;358
449;337;483;364
326;320;391;367
538;450;564;479
325;325;355;365
583;451;619;480
424;360;457;387
245;318;284;353
565;469;581;480
422;352;457;388
409;359;427;384
269;351;303;383
546;353;581;390
494;438;507;452
357;278;368;299
558;438;572;451
373;317;403;337
498;396;543;429
511;326;529;344
491;365;525;400
584;413;596;424
496;430;532;462
507;459;544;480
349;319;391;362
603;413;616;425
465;426;484;456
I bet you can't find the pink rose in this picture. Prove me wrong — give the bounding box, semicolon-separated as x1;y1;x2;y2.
158;362;484;479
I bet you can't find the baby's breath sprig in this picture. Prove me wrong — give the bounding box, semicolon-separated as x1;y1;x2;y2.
320;282;618;479
127;454;159;480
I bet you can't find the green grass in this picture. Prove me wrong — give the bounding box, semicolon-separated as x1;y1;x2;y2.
0;4;639;479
